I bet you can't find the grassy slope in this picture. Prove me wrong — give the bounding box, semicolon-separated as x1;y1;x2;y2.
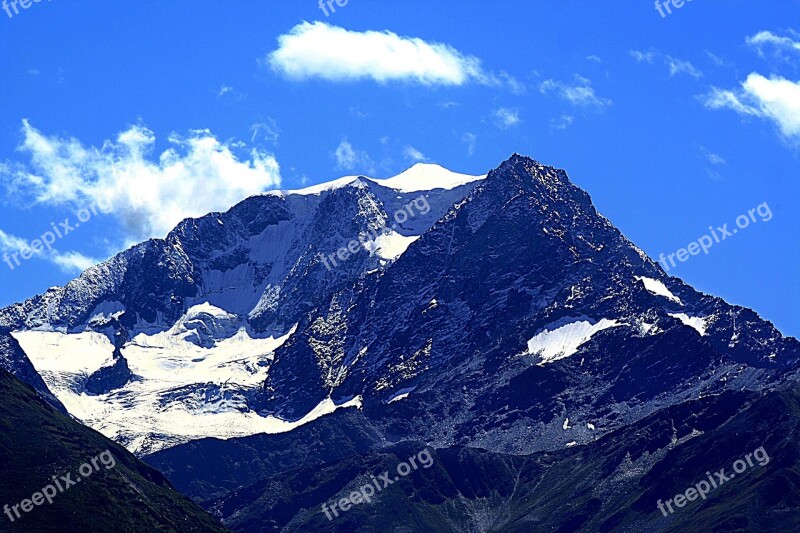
0;369;228;532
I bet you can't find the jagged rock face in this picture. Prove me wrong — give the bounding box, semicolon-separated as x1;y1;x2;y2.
258;155;798;454
0;164;485;453
0;156;796;459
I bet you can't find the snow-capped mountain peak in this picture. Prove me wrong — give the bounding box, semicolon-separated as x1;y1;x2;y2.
283;162;485;196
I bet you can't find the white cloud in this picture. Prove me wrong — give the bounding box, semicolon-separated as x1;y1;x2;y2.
4;120;282;243
333;139;374;173
746;30;800;59
0;229;30;254
403;146;428;163
50;250;101;273
0;228;100;274
586;55;602;63
539;76;611;109
493;108;520;128
703;73;800;143
217;85;234;97
266;22;520;89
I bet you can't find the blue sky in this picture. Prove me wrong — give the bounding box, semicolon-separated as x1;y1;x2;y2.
0;1;798;336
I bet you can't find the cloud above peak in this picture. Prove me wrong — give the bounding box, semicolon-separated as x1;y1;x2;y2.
703;73;800;144
5;121;281;243
267;22;519;89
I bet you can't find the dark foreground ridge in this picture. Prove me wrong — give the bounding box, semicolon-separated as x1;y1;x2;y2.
0;369;229;532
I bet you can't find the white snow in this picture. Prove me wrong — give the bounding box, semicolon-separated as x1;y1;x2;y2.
587;423;596;430
669;313;709;336
364;231;420;261
13;330;115;376
285;163;485;196
12;306;364;454
285;175;365;195
374;163;485;192
636;276;682;304
563;418;572;430
524;318;622;364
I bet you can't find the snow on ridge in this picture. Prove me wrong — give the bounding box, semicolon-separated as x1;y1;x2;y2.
282;163;485;196
636;276;682;304
669;313;708;336
374;163;485;192
523;318;623;365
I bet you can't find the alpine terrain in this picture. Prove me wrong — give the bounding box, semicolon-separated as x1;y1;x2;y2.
2;155;798;532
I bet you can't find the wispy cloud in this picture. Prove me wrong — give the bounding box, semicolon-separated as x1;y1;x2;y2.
705;51;730;67
539;76;611;109
462;133;477;156
699;146;726;165
403;146;428;163
630;48;702;79
664;56;703;79
550;114;574;130
493;108;520;128
333;139;374;173
250;118;280;144
746;30;800;61
629;49;656;64
702;73;800;144
0;228;100;274
2;121;281;243
266;22;521;90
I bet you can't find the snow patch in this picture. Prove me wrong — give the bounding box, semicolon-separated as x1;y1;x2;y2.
11;319;351;454
524;318;622;364
364;231;420;261
14;330;115;376
669;313;708;336
636;276;682;304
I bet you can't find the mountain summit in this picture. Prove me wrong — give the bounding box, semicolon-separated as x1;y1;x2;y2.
1;155;796;460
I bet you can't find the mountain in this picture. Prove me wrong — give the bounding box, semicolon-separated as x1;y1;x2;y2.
1;155;798;531
0;368;228;532
0;163;485;454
